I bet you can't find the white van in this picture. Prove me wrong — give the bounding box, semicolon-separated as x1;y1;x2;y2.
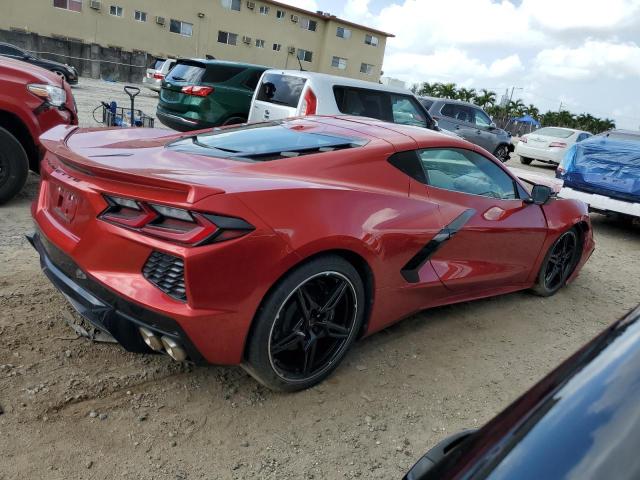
248;70;439;131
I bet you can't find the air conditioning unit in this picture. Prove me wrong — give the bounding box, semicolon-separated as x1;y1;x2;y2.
89;0;101;10
246;1;255;9
290;14;299;22
287;46;295;54
155;16;165;25
242;36;252;44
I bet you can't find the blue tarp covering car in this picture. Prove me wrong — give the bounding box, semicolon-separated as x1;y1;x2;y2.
558;131;640;203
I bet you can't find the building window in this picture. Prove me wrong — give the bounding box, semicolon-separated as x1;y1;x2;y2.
221;0;241;11
255;39;265;48
360;63;374;75
276;9;285;19
336;26;351;39
273;43;281;51
297;48;313;62
134;10;147;22
259;5;270;15
110;5;123;16
218;30;238;45
170;19;193;36
53;0;82;12
364;34;379;46
331;56;347;70
300;18;317;31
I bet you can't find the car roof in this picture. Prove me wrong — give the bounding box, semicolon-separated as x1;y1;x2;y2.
261;69;414;95
179;58;268;69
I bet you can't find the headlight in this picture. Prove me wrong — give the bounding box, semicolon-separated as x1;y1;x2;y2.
27;83;67;107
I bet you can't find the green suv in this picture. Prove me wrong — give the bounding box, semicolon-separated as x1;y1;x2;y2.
157;59;268;131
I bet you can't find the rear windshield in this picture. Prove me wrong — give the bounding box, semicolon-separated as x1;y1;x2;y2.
166;63;205;83
256;73;307;108
167;122;366;161
150;58;166;70
202;65;245;83
534;127;574;138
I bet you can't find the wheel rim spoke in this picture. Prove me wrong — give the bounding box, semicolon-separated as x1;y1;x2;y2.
269;272;357;381
545;232;577;289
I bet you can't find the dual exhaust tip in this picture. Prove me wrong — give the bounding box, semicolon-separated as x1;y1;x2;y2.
139;327;187;362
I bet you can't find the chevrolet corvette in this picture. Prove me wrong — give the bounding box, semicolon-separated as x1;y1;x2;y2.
30;116;594;391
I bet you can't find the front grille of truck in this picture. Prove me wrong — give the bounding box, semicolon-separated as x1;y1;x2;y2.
142;251;187;302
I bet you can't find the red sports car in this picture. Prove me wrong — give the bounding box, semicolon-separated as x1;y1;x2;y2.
30;116;594;391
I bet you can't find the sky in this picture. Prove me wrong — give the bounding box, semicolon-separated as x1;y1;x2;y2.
279;0;640;129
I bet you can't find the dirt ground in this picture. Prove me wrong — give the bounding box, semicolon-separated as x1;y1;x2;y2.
0;79;638;480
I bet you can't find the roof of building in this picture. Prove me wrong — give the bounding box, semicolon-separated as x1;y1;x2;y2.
266;0;395;38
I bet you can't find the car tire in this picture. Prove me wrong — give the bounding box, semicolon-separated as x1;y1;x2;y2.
0;127;29;205
493;144;510;162
531;227;581;297
520;156;533;165
222;116;247;126
244;255;365;391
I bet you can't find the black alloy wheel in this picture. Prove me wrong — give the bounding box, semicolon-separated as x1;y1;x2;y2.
0;127;29;205
244;255;365;391
532;228;580;296
494;144;511;162
269;272;358;381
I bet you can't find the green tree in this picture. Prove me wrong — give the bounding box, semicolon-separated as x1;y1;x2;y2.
456;87;476;102
435;82;458;99
475;89;497;108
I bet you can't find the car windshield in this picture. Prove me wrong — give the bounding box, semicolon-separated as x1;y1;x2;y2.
533;127;574;138
167;122;366;161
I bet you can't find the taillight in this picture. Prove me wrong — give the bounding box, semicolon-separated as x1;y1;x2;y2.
520;137;528;143
153;72;165;80
181;85;214;97
549;142;567;148
300;87;317;115
99;195;254;246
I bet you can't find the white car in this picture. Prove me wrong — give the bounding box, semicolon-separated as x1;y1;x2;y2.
515;127;592;166
142;57;176;93
248;70;443;133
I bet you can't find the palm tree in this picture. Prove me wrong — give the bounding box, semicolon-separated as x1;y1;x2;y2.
507;99;526;117
435;82;458;99
525;104;539;120
475;89;497;108
417;82;439;97
456;87;476;102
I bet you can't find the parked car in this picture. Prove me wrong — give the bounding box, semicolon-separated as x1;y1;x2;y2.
0;42;78;84
156;59;268;131
515;126;592;166
418;96;514;162
142;57;176;93
0;57;77;204
30;116;594;391
404;305;640;480
556;129;640;220
248;70;439;132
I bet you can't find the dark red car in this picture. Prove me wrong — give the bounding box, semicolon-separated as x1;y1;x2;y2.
30;116;594;391
0;56;77;204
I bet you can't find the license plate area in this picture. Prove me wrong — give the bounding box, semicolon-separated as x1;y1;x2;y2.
50;183;81;224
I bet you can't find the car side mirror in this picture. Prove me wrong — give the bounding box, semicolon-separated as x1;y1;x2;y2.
525;184;553;205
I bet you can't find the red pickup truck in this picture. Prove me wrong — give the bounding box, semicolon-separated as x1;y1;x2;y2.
0;57;77;204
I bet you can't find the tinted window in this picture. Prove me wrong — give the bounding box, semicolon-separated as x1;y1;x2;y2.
0;44;23;57
256;73;307;108
419;148;517;199
334;87;427;127
441;103;476;123
242;70;263;90
168;123;365;161
202;65;245;83
166;63;205;83
534;127;574;138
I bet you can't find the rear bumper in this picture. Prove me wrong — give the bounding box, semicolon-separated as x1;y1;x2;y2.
142;76;161;91
515;143;564;163
28;230;207;363
559;187;640;218
156;108;211;132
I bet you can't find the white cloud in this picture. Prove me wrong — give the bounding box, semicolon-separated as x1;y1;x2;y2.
535;40;640;80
